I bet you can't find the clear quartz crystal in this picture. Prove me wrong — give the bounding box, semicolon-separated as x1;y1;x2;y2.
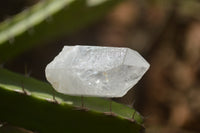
45;45;150;97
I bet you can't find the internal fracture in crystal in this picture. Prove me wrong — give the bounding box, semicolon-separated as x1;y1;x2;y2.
45;45;150;97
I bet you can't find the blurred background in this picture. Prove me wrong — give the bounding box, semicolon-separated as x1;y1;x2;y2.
0;0;200;133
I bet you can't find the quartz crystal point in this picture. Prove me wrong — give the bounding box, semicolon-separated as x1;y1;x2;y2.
45;45;150;97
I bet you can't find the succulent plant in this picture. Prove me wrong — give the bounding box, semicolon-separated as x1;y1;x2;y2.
0;0;145;132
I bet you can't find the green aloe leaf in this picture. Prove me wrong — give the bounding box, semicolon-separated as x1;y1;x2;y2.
0;68;144;133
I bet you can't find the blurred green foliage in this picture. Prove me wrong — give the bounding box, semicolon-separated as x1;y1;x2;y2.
0;0;121;63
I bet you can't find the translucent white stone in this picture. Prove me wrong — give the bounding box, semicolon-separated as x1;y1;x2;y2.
45;45;150;97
